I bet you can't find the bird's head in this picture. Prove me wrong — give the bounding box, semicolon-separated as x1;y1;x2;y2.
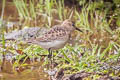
61;19;83;32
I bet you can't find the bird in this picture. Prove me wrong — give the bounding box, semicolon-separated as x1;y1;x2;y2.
26;19;82;68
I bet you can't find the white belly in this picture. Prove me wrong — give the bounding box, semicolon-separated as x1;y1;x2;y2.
38;40;68;50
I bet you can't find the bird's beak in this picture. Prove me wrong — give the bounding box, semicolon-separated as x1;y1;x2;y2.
75;27;83;32
72;23;83;32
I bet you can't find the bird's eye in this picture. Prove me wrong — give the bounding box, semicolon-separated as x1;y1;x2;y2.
72;23;75;26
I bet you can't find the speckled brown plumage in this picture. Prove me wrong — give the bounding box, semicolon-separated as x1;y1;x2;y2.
27;19;82;50
36;26;68;42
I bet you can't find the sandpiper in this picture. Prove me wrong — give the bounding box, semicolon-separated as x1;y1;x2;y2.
27;19;82;67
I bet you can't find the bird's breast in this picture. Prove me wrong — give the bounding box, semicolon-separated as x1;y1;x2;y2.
38;39;68;50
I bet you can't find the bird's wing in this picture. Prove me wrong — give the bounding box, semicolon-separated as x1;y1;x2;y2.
35;26;69;42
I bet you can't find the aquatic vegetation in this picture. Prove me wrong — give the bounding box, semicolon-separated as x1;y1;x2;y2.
0;0;120;80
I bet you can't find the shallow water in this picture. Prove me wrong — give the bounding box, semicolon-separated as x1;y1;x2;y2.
0;1;49;79
0;69;48;80
0;60;49;80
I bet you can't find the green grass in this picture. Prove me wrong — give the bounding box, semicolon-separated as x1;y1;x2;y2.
0;0;120;79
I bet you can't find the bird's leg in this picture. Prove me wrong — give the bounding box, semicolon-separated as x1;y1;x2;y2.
48;48;52;59
48;48;53;69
